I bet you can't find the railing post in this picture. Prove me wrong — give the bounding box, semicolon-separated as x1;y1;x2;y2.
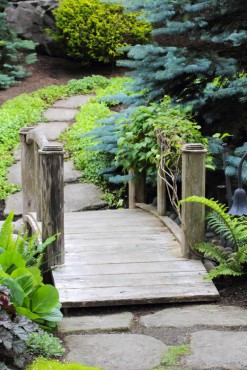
34;142;42;221
181;143;207;259
39;148;65;267
157;160;166;216
128;169;146;209
19;127;35;217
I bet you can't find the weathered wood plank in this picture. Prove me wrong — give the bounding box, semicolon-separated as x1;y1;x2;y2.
53;260;207;275
52;208;219;307
58;284;219;307
54;271;209;288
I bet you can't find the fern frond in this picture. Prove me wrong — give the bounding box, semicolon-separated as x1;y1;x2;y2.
207;263;244;279
180;196;241;251
0;211;14;250
194;242;229;263
235;244;247;264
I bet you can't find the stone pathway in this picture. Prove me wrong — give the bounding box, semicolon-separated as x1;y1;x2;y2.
60;305;247;370
3;94;247;370
4;94;107;218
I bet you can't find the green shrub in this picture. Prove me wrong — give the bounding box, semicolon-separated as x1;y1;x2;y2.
51;0;151;64
26;358;102;370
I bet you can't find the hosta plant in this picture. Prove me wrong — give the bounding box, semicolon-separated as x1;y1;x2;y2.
180;196;247;279
0;212;63;329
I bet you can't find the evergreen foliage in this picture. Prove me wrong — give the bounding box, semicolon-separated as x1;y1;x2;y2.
0;0;37;89
112;0;246;136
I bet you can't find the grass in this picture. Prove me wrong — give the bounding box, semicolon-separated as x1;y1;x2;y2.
0;75;127;201
152;345;191;370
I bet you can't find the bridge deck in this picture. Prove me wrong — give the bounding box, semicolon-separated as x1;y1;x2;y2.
52;209;219;308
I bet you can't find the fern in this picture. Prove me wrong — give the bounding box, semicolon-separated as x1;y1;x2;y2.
180;196;247;252
180;196;247;279
0;211;14;250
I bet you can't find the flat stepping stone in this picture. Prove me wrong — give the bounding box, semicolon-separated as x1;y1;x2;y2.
64;161;82;183
64;333;168;370
35;122;69;141
140;304;247;328
4;191;22;217
44;108;78;122
59;312;133;333
53;95;92;109
4;183;107;216
64;183;107;212
7;162;21;186
185;330;247;369
6;160;79;186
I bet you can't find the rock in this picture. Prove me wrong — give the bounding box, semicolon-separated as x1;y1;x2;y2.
5;0;65;57
13;218;25;234
64;161;82;184
204;260;216;272
170;213;177;220
140;305;247;328
13;147;21;162
7;162;21;186
185;330;247;369
65;334;168;370
4;191;22;217
174;216;181;225
59;312;134;333
34;121;69;140
205;231;215;238
43;108;78;122
225;247;234;254
64;183;107;212
53;95;92;109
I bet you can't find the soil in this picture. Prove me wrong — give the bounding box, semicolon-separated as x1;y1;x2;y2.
1;53;246;309
0;53;124;105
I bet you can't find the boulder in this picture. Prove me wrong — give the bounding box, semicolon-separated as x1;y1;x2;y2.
5;0;65;56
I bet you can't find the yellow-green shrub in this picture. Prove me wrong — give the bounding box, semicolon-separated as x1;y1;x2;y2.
26;358;102;370
51;0;151;64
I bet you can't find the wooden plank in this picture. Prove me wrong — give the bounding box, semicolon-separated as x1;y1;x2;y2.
64;253;185;264
65;226;167;234
58;284;219;307
136;202;182;243
53;260;206;275
54;271;209;288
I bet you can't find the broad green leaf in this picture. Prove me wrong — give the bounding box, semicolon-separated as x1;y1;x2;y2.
30;284;59;314
2;277;24;306
0;251;26;274
16;307;41;321
16;274;34;296
27;266;43;285
38;307;63;321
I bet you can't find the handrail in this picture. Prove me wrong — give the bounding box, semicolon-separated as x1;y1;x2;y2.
19;127;65;267
128;143;207;259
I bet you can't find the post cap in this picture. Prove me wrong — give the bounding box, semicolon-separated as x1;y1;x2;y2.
182;143;207;153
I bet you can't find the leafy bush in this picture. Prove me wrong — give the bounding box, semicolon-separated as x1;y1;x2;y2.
27;358;102;370
0;213;63;330
26;332;65;358
180;196;247;279
51;0;151;64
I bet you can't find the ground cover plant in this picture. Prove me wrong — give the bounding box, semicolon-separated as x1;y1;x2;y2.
0;75;114;201
50;0;151;65
26;358;102;370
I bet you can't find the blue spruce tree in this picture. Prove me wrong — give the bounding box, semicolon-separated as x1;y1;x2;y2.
118;0;246;136
0;0;37;89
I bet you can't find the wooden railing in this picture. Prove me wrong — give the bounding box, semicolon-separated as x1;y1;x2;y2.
128;143;207;259
19;127;65;267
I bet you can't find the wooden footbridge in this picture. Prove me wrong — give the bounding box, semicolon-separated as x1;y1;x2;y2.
20;127;219;308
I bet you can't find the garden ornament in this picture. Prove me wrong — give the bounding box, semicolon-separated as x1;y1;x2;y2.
228;151;247;216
